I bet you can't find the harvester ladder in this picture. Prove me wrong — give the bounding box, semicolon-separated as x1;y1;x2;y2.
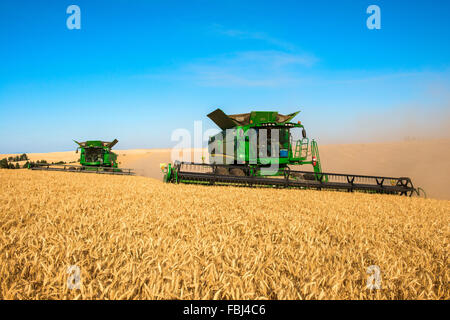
294;138;309;160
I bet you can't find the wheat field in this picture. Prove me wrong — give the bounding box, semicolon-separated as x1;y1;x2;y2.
0;169;448;299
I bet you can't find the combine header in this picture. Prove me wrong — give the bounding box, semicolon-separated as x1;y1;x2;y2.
30;139;134;175
161;109;423;196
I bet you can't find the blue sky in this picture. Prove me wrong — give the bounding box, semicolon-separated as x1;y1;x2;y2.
1;0;449;153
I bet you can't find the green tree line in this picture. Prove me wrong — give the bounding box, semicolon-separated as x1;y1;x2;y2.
0;154;68;169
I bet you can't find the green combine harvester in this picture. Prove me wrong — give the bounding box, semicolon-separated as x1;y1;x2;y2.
161;108;423;196
30;139;134;175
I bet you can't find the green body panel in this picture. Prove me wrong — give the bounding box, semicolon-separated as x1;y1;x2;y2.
74;139;119;169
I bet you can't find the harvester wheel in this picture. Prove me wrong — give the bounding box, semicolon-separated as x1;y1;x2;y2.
215;167;229;175
230;168;246;176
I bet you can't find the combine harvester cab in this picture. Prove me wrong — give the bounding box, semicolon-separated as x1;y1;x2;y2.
161;108;424;197
30;139;134;175
75;139;119;169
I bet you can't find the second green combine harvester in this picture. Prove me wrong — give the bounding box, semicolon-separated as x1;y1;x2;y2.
162;108;421;196
31;139;134;175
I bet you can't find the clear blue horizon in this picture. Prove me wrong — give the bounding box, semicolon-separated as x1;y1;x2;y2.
1;0;449;153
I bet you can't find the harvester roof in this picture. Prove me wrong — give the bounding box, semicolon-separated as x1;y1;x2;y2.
207;108;300;130
74;139;119;149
